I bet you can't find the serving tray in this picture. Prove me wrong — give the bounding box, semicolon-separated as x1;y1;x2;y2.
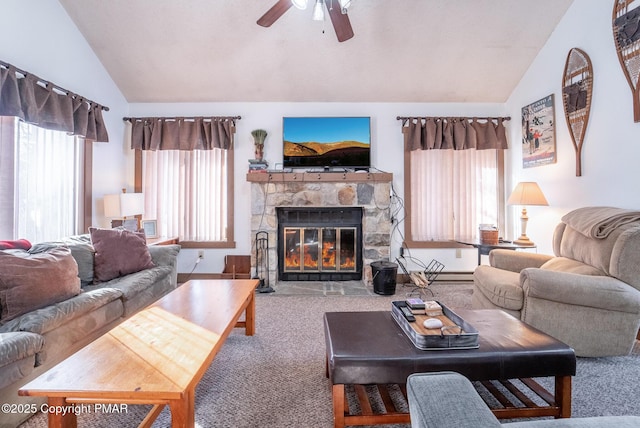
391;301;479;350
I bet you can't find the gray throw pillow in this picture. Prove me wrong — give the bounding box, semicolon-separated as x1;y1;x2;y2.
30;235;95;286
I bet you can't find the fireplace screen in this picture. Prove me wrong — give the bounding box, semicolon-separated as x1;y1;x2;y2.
283;227;357;273
277;206;363;281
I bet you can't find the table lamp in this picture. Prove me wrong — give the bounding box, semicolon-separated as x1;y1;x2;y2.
507;182;548;246
104;189;144;231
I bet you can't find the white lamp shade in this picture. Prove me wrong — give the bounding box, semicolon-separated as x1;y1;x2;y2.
312;0;324;20
507;182;549;206
104;193;144;218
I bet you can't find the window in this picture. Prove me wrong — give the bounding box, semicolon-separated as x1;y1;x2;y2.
130;116;237;248
137;147;234;246
404;148;505;246
0;117;89;242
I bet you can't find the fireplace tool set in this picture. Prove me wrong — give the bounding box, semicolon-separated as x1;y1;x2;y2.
254;231;274;293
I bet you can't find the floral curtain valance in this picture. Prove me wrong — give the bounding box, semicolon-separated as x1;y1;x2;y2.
0;62;110;142
126;116;240;151
401;116;510;151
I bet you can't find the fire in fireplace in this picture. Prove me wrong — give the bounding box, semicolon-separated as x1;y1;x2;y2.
277;207;363;281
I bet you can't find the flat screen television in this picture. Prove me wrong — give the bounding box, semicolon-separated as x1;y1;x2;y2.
282;117;371;169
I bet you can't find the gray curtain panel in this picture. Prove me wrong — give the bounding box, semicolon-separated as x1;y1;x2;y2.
0;64;109;142
129;117;235;151
404;117;508;151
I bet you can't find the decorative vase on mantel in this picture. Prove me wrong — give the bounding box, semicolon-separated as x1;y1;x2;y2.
254;144;264;161
251;129;267;162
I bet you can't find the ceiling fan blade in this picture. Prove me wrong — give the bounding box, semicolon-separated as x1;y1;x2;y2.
257;0;293;27
326;2;354;42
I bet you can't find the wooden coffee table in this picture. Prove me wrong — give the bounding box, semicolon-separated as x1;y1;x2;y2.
19;279;257;428
324;309;576;428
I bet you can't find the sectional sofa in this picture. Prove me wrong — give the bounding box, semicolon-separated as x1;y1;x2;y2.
0;230;180;427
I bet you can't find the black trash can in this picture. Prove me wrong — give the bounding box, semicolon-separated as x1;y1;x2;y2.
371;260;398;295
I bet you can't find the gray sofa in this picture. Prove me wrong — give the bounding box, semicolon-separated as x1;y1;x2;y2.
473;207;640;357
407;372;640;427
0;234;180;427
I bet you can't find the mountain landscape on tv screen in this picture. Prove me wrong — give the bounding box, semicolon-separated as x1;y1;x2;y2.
284;140;369;167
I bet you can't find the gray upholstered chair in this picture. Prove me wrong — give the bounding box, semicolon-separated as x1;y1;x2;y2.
472;207;640;357
407;372;640;428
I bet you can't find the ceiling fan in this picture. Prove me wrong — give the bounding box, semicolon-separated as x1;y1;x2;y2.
257;0;355;43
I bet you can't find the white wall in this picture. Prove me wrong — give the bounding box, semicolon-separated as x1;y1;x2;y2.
10;1;624;276
129;102;504;275
0;0;130;228
505;0;640;256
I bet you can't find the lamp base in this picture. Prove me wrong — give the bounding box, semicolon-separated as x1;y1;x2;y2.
513;235;535;246
111;219;139;232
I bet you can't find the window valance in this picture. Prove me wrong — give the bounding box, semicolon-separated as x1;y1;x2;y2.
0;61;109;142
399;116;510;151
125;116;240;151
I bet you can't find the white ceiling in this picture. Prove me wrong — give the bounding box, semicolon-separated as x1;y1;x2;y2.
59;0;574;103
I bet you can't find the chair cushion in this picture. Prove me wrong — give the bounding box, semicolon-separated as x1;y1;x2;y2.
540;257;605;276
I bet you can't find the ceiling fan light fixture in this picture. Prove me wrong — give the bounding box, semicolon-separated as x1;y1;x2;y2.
312;0;325;21
291;0;308;10
338;0;351;13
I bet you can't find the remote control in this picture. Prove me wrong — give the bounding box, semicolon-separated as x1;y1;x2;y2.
400;305;416;322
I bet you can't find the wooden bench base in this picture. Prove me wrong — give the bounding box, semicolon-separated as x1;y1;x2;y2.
331;375;571;428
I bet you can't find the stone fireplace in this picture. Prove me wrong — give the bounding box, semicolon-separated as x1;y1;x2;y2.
248;171;392;286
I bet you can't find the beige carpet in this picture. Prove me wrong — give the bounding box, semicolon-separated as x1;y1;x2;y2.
18;282;640;428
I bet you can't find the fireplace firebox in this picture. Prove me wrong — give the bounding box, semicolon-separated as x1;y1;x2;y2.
277;207;363;281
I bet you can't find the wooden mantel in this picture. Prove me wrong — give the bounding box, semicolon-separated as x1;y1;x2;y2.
246;171;392;183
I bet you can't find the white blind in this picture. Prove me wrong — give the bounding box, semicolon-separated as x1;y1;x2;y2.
142;148;228;241
15;120;82;242
410;149;499;241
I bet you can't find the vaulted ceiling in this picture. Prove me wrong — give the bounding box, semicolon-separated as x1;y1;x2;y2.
59;0;574;103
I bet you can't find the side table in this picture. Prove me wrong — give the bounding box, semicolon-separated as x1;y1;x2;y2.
456;239;536;265
147;236;179;246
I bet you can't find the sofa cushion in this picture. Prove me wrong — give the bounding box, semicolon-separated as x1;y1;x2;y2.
94;266;172;300
89;227;155;282
0;332;44;369
0;247;81;322
0;287;123;335
30;234;95;286
0;331;44;389
540;257;606;276
84;264;174;317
